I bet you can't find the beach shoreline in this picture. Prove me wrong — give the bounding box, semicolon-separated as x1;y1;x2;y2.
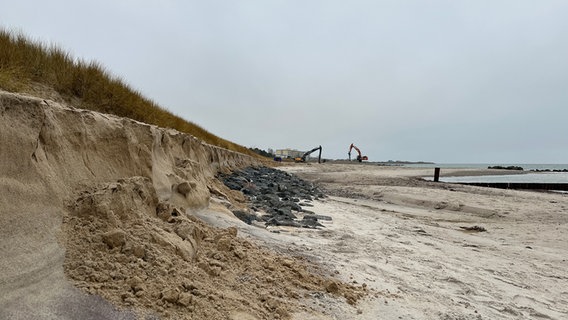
258;163;568;319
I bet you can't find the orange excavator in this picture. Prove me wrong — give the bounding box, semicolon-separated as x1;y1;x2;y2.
348;143;368;162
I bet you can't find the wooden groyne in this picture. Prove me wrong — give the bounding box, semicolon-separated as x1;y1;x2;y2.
454;182;568;191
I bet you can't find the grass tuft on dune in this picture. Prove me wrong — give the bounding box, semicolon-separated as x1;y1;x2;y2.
0;29;261;158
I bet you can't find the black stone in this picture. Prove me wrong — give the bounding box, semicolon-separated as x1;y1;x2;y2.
232;210;257;225
218;166;327;229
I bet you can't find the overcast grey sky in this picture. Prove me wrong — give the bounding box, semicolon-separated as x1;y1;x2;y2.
2;0;567;163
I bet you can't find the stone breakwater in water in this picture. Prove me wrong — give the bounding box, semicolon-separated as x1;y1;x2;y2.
219;166;331;229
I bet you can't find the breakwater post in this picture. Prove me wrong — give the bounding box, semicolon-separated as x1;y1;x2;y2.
434;167;440;182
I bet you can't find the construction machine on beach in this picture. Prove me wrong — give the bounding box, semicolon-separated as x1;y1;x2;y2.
294;145;322;163
348;143;368;162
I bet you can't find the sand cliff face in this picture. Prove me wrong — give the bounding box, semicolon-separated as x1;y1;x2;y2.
0;90;255;208
0;90;259;318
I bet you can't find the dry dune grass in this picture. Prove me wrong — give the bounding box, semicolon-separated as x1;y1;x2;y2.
0;29;260;158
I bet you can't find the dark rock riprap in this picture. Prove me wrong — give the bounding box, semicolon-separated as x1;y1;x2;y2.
218;167;329;228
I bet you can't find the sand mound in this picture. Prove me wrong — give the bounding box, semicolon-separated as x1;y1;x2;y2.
64;177;364;319
0;91;366;319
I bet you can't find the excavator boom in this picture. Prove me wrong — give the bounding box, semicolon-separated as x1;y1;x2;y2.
297;146;322;163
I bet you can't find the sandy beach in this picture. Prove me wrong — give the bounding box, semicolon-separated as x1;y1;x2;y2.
198;163;568;319
287;163;568;319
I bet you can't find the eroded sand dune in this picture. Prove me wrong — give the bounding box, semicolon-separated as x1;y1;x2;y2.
0;91;364;319
0;91;254;318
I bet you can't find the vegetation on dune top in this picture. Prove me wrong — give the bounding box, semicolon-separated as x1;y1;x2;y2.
0;29;262;158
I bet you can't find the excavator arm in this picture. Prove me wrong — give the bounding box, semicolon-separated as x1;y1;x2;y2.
297;146;322;163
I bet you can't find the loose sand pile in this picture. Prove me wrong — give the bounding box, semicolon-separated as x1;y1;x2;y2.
63;176;365;319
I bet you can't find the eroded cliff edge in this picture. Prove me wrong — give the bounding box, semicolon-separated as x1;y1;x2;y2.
0;90;258;318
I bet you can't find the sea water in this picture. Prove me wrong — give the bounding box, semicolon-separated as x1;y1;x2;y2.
409;164;568;183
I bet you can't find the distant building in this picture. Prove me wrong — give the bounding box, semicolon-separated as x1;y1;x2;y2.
275;148;303;159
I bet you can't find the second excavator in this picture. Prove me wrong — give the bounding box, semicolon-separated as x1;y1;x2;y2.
348;143;368;162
